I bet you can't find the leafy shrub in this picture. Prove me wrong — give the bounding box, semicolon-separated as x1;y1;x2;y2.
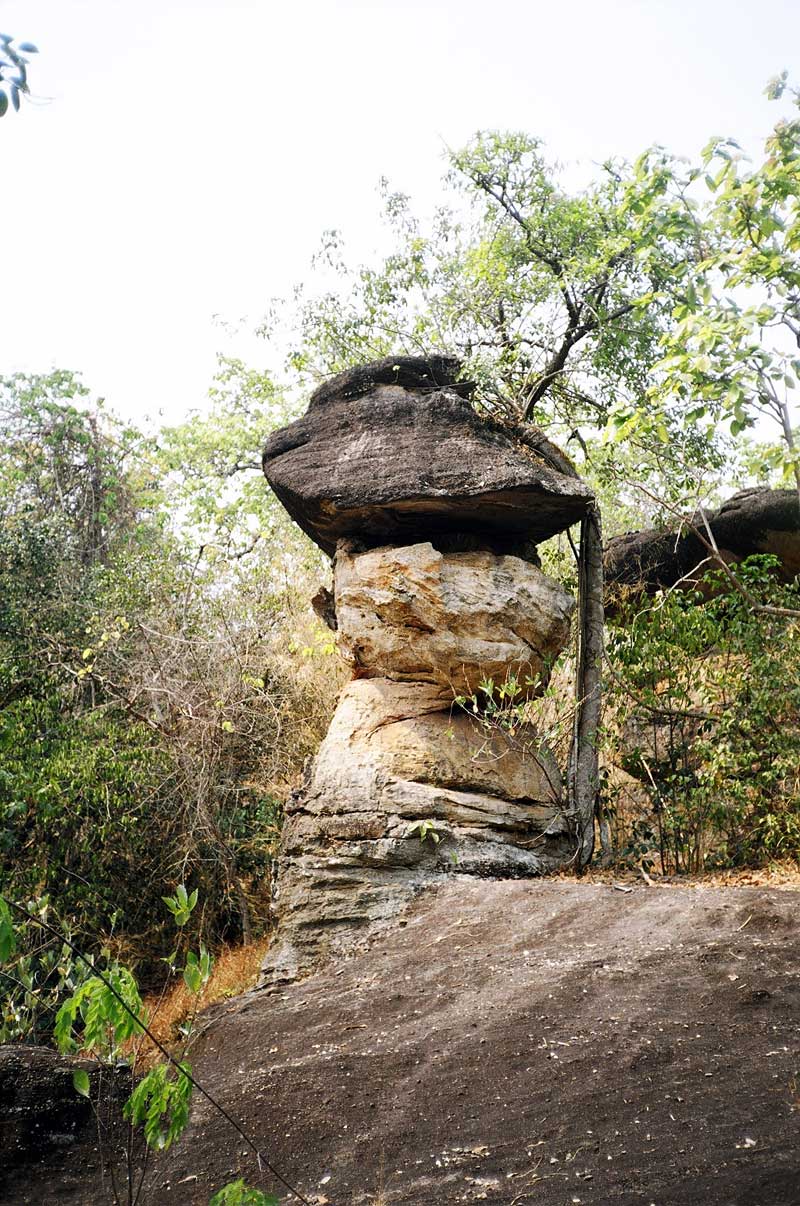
0;895;94;1043
606;557;800;871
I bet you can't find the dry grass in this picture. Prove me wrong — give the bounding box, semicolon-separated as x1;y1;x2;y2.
130;937;270;1068
575;859;800;889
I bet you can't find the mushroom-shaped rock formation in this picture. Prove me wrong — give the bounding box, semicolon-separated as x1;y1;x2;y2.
262;355;593;557
260;356;593;985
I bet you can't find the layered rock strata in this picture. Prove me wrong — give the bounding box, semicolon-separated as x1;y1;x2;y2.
261;357;591;984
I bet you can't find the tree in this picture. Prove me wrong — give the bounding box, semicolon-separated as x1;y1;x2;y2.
612;76;800;504
0;33;37;117
0;370;340;970
281;138;702;450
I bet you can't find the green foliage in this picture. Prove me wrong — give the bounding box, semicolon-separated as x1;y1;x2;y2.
157;355;315;568
264;83;800;536
456;673;538;726
609;82;800;497
270;131;719;511
0;694;180;963
52;894;214;1164
408;818;441;845
123;1061;193;1151
0;895;94;1044
54;964;146;1058
182;944;213;993
0;370;340;976
0;33;37;116
0;896;14;961
162;884;199;927
209;1181;279;1206
607;559;800;871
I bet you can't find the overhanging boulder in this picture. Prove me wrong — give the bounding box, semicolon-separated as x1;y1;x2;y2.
262;355;593;557
604;487;800;601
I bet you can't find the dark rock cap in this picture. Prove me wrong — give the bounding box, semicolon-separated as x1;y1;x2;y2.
604;487;800;598
263;355;594;556
308;354;472;409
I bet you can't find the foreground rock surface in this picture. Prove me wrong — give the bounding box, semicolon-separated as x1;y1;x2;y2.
262;356;593;556
335;541;574;695
16;881;800;1205
0;1046;130;1198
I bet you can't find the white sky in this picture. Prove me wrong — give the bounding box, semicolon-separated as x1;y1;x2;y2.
1;0;799;424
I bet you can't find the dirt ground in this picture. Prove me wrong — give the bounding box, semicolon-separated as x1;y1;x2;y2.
6;879;800;1206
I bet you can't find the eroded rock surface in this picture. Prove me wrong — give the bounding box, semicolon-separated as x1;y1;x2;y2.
262;575;576;984
265;678;573;983
321;678;563;804
0;1046;130;1193
334;541;574;696
604;486;800;603
262;356;592;556
260;356;588;984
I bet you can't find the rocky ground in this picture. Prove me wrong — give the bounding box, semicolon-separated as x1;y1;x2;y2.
6;878;800;1206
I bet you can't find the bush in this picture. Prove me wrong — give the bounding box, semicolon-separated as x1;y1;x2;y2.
605;558;800;872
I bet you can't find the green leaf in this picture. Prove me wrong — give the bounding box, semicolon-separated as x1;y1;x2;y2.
72;1068;91;1098
182;952;202;993
124;1062;193;1150
0;90;8;118
0;898;16;961
209;1181;280;1206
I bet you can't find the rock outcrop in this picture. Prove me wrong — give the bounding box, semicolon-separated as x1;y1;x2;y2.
0;1045;130;1190
262;355;593;556
334;540;574;696
261;356;592;983
604;487;800;604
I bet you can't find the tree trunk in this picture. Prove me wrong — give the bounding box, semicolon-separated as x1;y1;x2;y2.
569;502;604;866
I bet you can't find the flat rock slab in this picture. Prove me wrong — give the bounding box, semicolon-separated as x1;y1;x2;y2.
262;361;593;556
25;880;800;1205
0;1047;130;1200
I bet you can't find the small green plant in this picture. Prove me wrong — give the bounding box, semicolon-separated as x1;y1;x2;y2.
209;1181;280;1205
0;895;94;1044
54;964;146;1059
454;672;535;733
162;883;199;927
51;887;214;1192
408;818;441;845
123;1061;193;1151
